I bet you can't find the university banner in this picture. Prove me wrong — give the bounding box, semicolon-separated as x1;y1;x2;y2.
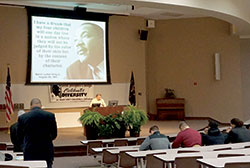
49;84;92;102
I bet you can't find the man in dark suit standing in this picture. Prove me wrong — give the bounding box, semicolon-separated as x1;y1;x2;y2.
17;98;57;168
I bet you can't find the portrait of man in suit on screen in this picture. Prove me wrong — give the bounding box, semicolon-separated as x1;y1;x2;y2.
66;23;105;80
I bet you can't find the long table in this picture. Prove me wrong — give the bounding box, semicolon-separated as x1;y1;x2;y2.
155;148;250;168
125;142;250;168
197;156;250;168
0;161;47;168
80;132;178;147
80;136;146;146
0;150;47;168
92;145;140;153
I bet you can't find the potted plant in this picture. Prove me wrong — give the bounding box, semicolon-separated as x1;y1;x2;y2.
112;112;127;138
98;114;119;138
123;105;148;137
79;109;104;140
98;113;127;138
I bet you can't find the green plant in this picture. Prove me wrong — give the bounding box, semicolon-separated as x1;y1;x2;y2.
98;114;121;138
79;109;104;127
123;105;148;134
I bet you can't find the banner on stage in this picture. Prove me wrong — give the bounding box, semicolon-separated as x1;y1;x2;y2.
49;84;92;102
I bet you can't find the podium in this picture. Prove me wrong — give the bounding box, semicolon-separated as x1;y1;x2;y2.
83;105;126;137
156;98;185;120
88;105;125;116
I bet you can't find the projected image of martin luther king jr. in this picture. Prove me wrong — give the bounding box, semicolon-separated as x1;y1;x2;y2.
66;23;105;80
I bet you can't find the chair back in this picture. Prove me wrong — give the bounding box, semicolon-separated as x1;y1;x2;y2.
175;156;202;168
114;139;128;147
102;148;119;165
136;138;145;145
218;154;245;158
0;143;7;150
87;141;103;155
0;165;29;168
177;150;200;154
118;150;137;168
146;152;166;168
213;147;231;151
224;162;250;168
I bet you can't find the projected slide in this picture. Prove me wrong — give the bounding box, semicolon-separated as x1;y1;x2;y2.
31;16;107;83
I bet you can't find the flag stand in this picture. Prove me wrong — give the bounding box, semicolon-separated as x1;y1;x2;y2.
7;122;10;135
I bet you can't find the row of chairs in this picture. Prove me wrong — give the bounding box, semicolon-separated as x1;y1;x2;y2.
86;138;145;167
146;149;250;168
101;144;250;168
87;137;145;155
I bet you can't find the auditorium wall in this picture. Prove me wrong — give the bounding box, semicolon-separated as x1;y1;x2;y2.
0;6;147;127
0;5;249;125
240;39;250;120
146;17;243;122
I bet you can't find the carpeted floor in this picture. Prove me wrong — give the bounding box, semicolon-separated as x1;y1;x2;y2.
54;156;102;168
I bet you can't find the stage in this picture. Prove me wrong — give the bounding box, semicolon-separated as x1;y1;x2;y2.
0;120;209;146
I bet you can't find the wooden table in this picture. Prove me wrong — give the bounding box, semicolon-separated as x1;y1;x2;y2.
156;98;185;120
87;105;125;116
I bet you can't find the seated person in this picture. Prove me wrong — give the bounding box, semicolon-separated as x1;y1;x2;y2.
139;125;170;151
89;93;106;107
202;120;227;146
172;121;202;148
225;118;250;143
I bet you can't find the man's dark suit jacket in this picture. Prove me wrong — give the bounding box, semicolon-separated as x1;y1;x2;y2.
10;122;23;152
17;107;57;163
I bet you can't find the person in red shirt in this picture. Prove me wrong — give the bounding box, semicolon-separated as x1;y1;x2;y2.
172;121;202;148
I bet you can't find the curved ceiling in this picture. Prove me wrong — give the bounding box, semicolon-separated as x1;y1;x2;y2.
1;0;250;38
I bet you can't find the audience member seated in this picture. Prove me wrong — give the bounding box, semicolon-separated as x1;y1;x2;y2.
139;125;170;151
202;120;227;146
10;110;25;152
172;121;202;148
225;118;250;143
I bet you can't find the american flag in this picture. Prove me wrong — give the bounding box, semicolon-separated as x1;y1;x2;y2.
5;67;14;122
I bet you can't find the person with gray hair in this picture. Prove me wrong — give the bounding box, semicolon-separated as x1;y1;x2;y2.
17;98;57;168
10;110;25;152
172;121;202;148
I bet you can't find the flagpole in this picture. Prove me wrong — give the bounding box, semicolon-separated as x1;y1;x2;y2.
5;63;13;134
7;64;10;135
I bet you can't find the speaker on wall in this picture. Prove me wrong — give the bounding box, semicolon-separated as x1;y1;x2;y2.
214;53;221;80
74;6;87;15
139;30;148;41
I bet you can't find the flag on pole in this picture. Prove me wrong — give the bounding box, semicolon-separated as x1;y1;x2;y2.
5;67;14;122
129;71;136;105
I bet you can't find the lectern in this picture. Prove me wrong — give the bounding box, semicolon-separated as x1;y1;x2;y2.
156;98;185;120
88;105;125;116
